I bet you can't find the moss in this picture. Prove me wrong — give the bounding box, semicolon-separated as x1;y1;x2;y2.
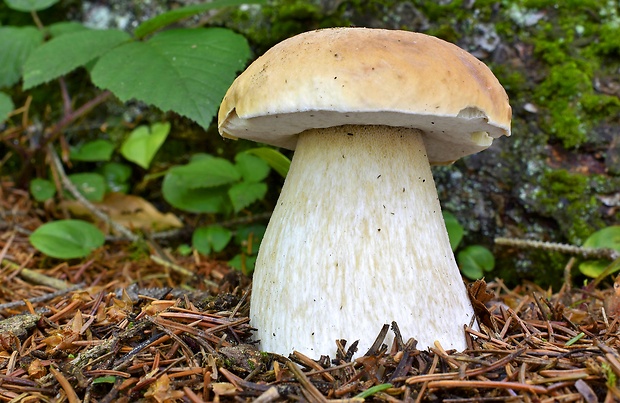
521;1;618;149
590;174;620;194
581;93;620;116
221;0;348;53
426;24;459;43
537;62;590;100
531;169;606;243
531;62;589;148
590;23;620;56
217;0;618;287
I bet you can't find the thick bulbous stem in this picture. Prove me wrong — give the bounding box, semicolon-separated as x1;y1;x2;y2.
250;124;476;357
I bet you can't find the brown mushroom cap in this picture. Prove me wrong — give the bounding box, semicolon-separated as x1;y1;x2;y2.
218;27;512;164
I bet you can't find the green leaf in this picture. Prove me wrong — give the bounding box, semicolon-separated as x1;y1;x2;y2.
172;157;241;189
120;122;170;169
162;177;229;214
70;139;115;162
134;0;266;39
228;182;267;213
583;226;620;251
580;260;618;278
443;211;464;251
192;225;232;255
68;173;106;202
48;22;88;37
29;178;57;202
5;0;59;12
234;224;266;255
235;153;270;183
177;244;193;256
91;28;251;130
92;376;117;384
23;28;131;89
29;220;105;259
457;245;495;280
100;162;132;193
162;154;242;213
355;383;393;399
0;26;43;88
565;332;586;347
0;93;14;123
579;226;620;277
189;153;213;163
246;147;291;178
228;253;257;274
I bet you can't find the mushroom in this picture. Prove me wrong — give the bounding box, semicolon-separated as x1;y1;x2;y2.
218;27;511;358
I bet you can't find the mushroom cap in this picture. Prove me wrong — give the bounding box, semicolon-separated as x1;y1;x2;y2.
218;27;511;164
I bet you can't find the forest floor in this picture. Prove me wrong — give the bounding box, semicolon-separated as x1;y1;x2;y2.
1;183;620;402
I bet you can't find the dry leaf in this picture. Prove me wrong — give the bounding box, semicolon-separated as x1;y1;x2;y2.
211;382;238;396
144;373;184;403
27;358;47;379
467;279;495;328
60;192;183;234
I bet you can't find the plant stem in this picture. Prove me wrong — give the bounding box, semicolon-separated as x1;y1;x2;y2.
494;237;619;260
59;77;73;115
41;90;112;150
47;144;140;242
30;11;44;30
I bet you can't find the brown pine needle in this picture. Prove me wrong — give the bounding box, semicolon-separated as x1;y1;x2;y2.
49;366;80;403
427;379;548;394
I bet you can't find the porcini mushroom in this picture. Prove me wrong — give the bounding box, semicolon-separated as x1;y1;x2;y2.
218;27;511;358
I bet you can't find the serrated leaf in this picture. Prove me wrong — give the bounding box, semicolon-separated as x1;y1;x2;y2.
246;147;291;178
443;211;464;251
134;0;266;39
171;158;241;189
0;26;43;88
192;225;232;255
235;153;270;183
29;219;105;259
0;93;14;122
457;245;495;280
228;181;267;213
120;122;170;169
68;173;106;202
70;139;115;161
91;28;250;130
23;28;131;89
29;178;56;202
5;0;58;12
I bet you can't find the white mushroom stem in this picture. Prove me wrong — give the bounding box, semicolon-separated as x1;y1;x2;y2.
250;124;476;358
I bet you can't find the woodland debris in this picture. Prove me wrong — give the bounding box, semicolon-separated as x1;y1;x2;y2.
1;185;620;401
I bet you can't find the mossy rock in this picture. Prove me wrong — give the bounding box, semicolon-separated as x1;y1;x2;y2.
222;0;620;288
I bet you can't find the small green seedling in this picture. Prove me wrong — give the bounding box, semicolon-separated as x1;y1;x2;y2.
444;211;495;279
579;226;620;278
